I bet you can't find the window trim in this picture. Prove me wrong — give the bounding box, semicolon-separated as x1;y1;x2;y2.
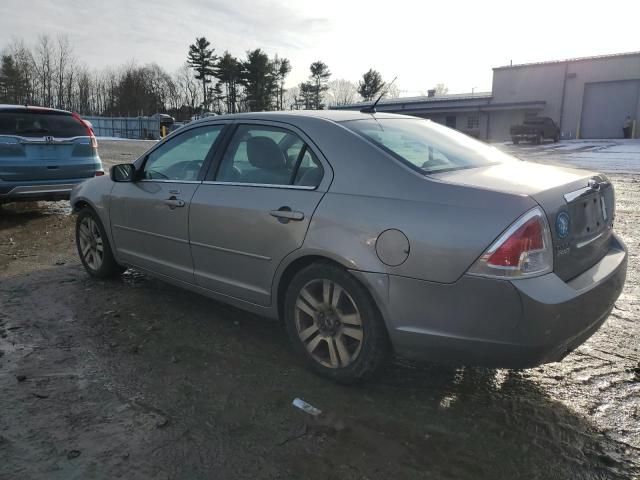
208;122;325;190
201;181;316;190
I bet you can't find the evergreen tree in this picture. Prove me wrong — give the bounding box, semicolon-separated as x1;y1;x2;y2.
296;81;314;109
0;55;29;104
308;61;331;109
187;37;217;111
357;69;385;101
216;52;241;113
272;56;291;110
240;49;277;112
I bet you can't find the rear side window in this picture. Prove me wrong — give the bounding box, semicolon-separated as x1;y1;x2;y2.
215;124;323;187
0;111;87;138
342;118;516;174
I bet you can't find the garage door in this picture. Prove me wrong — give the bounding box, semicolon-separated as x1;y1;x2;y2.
580;80;640;138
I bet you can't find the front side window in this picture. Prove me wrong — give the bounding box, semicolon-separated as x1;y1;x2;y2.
216;124;323;187
342;118;517;175
143;125;223;181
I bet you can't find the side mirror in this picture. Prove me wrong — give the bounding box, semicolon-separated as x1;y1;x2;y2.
110;163;136;182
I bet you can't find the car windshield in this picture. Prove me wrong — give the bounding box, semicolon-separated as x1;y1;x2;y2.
342;118;517;174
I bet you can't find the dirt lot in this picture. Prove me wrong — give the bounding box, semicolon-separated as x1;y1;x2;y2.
1;139;639;479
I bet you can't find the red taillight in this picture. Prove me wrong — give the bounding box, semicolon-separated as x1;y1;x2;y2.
72;112;98;148
468;207;553;278
95;171;105;176
486;217;544;267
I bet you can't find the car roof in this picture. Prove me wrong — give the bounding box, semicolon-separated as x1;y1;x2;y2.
0;104;73;115
188;109;416;126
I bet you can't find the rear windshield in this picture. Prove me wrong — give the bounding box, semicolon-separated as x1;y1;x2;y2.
342;118;516;174
0;111;87;138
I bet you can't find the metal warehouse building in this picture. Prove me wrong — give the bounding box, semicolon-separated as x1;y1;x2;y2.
334;51;640;141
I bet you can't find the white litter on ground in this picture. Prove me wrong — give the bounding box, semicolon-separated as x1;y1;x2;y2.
292;398;322;416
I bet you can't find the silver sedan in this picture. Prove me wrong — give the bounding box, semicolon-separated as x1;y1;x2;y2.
71;111;627;383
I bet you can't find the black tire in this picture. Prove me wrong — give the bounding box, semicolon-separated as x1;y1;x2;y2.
284;262;390;383
512;138;519;145
535;132;543;144
554;134;560;142
75;207;125;279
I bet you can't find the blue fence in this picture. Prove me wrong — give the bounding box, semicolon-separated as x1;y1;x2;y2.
83;116;161;140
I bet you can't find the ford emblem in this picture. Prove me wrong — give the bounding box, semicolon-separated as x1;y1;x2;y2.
556;211;570;239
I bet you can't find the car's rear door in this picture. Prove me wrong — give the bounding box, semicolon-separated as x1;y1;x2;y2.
0;108;98;182
189;121;331;306
109;123;227;283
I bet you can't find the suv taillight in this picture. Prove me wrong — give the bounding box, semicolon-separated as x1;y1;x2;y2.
72;112;98;149
468;207;553;279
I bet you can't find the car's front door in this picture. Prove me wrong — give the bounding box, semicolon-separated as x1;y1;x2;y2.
189;122;330;306
110;124;226;282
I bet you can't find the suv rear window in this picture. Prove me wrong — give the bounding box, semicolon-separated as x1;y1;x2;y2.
0;110;88;138
342;118;516;174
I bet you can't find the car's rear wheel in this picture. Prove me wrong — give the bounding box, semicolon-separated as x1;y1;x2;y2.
284;263;389;383
76;207;125;278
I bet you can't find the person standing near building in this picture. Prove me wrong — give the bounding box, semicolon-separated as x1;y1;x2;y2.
623;116;633;139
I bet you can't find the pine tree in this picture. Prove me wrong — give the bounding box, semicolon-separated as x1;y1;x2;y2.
357;69;385;101
272;56;291;110
240;49;277;112
308;61;331;109
187;37;217;111
216;52;241;113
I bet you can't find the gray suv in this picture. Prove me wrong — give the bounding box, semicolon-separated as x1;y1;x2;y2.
70;111;627;383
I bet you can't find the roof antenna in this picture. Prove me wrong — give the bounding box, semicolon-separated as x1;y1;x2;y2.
360;76;397;114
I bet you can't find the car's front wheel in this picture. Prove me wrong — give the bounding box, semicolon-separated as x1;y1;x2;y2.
284;263;389;383
76;207;125;278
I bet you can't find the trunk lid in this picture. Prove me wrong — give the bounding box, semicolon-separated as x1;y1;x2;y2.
432;161;615;281
0;136;98;181
0;108;98;181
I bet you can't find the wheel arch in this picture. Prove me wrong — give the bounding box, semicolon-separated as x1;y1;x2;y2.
273;252;391;337
275;254;343;321
71;195;119;264
72;197;93;213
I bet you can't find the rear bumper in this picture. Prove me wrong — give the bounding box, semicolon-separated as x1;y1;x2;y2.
373;233;627;368
0;179;89;202
511;133;539;140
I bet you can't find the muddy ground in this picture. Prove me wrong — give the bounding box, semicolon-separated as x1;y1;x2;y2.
0;140;638;479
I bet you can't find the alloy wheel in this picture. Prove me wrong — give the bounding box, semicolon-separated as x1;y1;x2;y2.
294;279;363;368
78;216;104;271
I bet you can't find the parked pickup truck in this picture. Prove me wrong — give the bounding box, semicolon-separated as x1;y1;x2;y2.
510;117;560;144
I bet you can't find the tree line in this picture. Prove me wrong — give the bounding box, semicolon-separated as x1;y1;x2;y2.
0;34;433;121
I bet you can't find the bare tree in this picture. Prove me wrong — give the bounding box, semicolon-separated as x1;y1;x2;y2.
327;79;360;106
176;62;200;111
54;34;73;109
386;83;401;99
434;83;449;95
282;85;299;110
32;35;54;107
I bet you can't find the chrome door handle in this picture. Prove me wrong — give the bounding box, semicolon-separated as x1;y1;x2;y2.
269;208;304;222
164;197;185;209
